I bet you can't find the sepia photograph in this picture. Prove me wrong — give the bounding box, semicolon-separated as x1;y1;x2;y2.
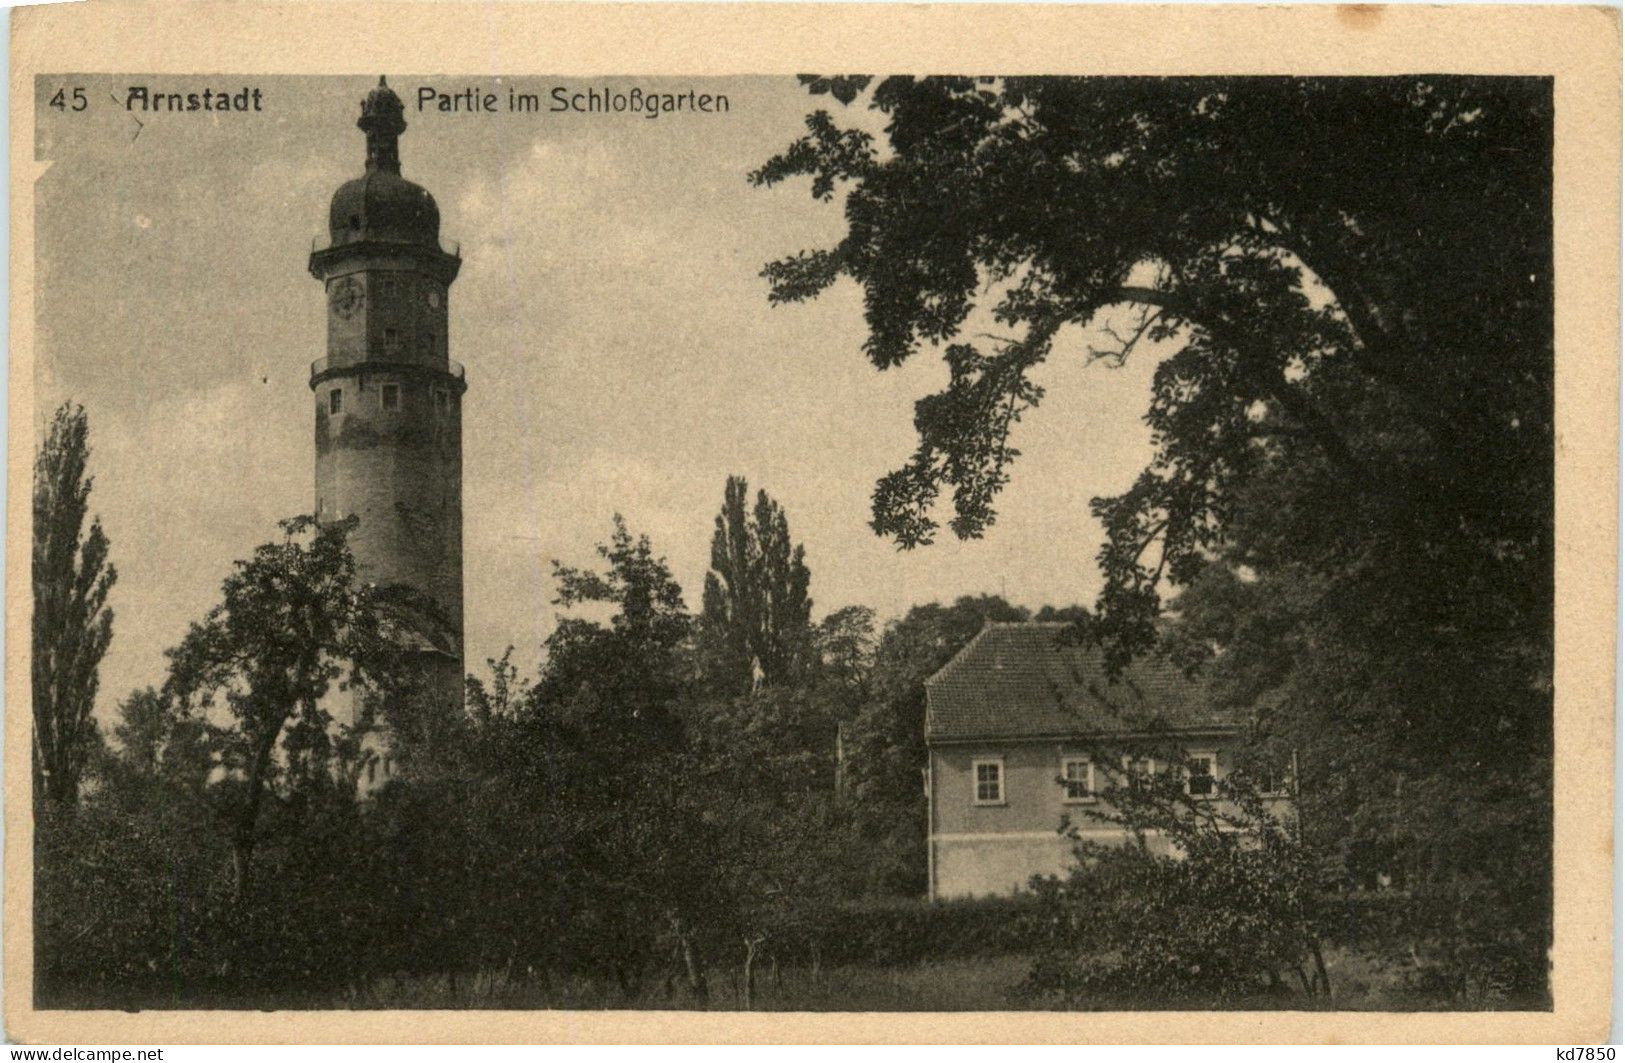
6;1;1619;1046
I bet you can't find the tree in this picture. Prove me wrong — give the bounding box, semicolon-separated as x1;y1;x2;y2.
32;402;117;807
681;698;865;1007
850;595;1027;803
465;646;530;730
812;604;878;694
1023;752;1327;1006
163;515;409;903
1161;543;1552;999
541;514;692;746
697;476;813;694
526;517;740;997
110;687;167;778
843;595;1028;895
755;76;1548;664
757;77;1553;986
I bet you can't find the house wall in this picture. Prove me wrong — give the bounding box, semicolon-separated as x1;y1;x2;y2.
928;740;1275;899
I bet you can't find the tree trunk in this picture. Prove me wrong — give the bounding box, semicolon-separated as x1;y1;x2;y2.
231;728;281;905
741;935;763;1010
835;722;846;796
664;914;709;1005
1309;940;1332;996
38;745;82;808
681;933;709;1005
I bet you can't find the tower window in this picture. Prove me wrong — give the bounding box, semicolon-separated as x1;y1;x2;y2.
383;327;398;351
434;388;450;414
329;388;342;415
428;290;441;308
381;384;400;411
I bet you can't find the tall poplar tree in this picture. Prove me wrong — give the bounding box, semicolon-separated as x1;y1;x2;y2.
698;476;813;694
32;403;116;807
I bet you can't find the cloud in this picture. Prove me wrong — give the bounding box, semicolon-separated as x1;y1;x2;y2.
86;377;307;711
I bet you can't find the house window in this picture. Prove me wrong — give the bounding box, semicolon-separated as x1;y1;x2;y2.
1186;753;1218;799
1249;760;1289;797
328;388;342;415
381;383;400;411
1122;754;1157;789
972;758;1004;805
1062;757;1095;803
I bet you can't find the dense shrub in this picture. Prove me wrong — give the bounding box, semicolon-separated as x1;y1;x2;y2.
1319;884;1550;1006
35;784;385;1006
1018;834;1328;1007
35;800;224;1002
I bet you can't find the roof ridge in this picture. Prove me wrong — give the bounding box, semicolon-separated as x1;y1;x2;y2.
924;619;1084;694
923;622;996;689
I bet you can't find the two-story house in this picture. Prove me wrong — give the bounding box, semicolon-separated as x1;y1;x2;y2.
924;621;1267;899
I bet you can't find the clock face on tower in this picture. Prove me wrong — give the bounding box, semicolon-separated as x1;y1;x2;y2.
330;276;364;319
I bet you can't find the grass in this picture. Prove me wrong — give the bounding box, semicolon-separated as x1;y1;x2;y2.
349;954;1035;1011
44;955;1038;1012
42;946;1546;1011
349;945;1540;1011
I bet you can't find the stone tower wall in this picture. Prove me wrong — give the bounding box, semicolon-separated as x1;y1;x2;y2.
313;368;464;638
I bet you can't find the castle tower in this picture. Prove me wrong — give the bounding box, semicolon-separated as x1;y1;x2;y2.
309;77;465;733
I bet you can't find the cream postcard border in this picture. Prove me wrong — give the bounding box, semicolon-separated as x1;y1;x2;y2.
6;1;1620;1044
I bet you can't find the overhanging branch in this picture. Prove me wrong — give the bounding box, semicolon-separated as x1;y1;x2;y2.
1101;286;1369;483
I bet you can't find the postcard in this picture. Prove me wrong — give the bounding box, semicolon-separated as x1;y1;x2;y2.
7;2;1619;1045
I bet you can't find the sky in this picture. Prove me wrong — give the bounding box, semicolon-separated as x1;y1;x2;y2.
33;75;1166;719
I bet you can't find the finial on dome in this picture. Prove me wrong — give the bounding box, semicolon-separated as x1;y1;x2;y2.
358;76;406;175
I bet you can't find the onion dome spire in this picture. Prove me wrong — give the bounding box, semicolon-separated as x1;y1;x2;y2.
358;75;407;174
318;75;452;259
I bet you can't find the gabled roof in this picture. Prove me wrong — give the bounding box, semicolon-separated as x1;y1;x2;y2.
924;622;1244;744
